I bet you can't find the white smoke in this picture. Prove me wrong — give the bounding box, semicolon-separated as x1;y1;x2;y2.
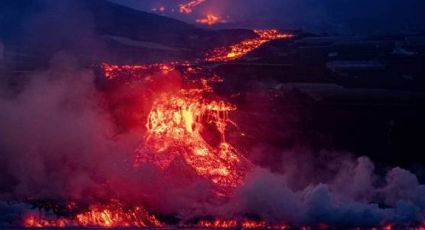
228;156;425;227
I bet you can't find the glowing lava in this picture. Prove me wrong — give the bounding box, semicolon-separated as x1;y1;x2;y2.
179;0;206;14
197;219;288;229
101;62;178;80
135;75;252;188
24;201;163;228
196;14;225;26
102;62;252;189
205;29;294;62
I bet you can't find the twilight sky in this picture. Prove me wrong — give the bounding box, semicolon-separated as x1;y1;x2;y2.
110;0;425;34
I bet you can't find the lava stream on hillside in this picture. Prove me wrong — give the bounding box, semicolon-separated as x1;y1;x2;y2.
205;29;294;62
179;0;207;14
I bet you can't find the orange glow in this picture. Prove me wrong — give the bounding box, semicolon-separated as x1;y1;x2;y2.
101;61;252;188
197;219;288;229
241;220;267;229
101;62;178;80
199;219;238;228
179;0;206;14
23;201;163;228
135;75;252;188
205;29;294;62
383;224;393;230
196;14;225;25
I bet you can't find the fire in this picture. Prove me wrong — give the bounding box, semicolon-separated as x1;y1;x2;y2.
205;29;294;62
23;201;163;228
179;0;206;14
196;14;225;25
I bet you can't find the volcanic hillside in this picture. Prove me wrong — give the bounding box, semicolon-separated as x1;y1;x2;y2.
0;0;255;69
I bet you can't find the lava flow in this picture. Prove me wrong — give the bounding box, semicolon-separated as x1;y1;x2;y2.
179;0;206;14
24;201;163;228
134;73;252;188
196;219;289;229
205;29;294;62
196;14;225;26
101;62;179;80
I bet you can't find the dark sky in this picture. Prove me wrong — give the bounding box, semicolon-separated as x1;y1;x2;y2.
110;0;425;34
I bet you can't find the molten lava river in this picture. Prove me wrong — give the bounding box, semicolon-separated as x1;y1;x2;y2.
21;30;301;229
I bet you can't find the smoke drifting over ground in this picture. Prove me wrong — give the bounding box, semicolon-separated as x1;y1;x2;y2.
232;156;425;226
1;0;425;228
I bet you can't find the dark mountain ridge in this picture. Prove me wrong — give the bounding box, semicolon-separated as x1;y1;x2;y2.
0;0;255;66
